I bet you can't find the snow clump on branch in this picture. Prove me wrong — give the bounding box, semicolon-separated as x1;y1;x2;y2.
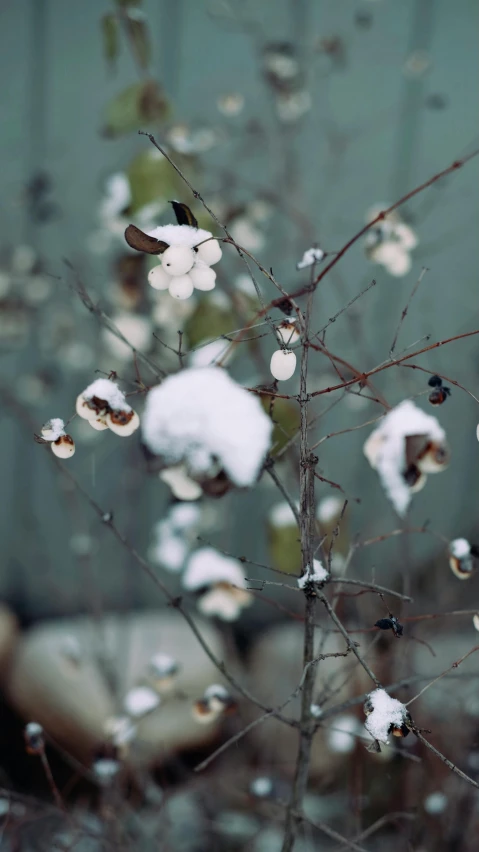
142;367;273;497
364;688;411;744
76;378;140;437
363;400;449;516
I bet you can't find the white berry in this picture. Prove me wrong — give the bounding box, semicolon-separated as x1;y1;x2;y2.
161;245;195;276
148;265;171;290
168;275;194;300
195;239;222;266
51;435;76;458
106;409;140;437
270;349;297;381
190;265;216;291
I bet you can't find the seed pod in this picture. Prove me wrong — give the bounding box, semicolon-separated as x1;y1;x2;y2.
106;409;140;437
168;274;194;300
51;435;75;458
448;538;474;579
270;349;297;381
161;245;195;276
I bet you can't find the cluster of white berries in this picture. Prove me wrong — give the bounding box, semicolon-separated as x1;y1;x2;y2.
148;230;222;299
125;201;222;301
365;205;418;277
76;378;140;437
40;418;75;459
270;320;300;381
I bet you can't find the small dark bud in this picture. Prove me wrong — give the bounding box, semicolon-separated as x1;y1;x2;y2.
428;375;443;388
375;618;394;631
276;298;294;316
428;387;450;406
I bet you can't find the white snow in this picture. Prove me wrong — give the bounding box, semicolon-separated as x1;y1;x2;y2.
142;367;273;488
298;559;329;588
364;688;408;744
449;538;470;558
310;704;323;719
317;496;343;524
148;224;214;249
363;400;446;516
473;614;479;632
123;686;160;718
183;548;246;591
150;653;178;677
296;247;325;270
82;378;130;412
269;501;298;527
204;684;230;702
41;418;65;442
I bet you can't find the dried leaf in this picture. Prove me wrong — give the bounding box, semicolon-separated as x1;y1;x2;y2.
102;80;168;138
171;201;198;228
124;224;168;254
125;14;151;71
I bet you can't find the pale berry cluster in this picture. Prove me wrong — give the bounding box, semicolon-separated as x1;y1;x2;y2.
75;378;140;437
40;418;75;459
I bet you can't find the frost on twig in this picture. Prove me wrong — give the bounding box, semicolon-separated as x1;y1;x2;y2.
363;400;449;516
141;367;273;497
296;246;325;270
297;559;329;590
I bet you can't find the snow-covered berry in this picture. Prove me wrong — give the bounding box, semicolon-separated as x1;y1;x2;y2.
106;409;140;437
168;275;194;300
277;320;300;345
161;245;195;276
448;538;475;579
51;435;75;459
195;238;222;266
189;265;217;291
148;265;171;291
270;349;297;381
40;418;65;442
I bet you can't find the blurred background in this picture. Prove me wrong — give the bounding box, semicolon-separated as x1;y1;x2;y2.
0;1;478;849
